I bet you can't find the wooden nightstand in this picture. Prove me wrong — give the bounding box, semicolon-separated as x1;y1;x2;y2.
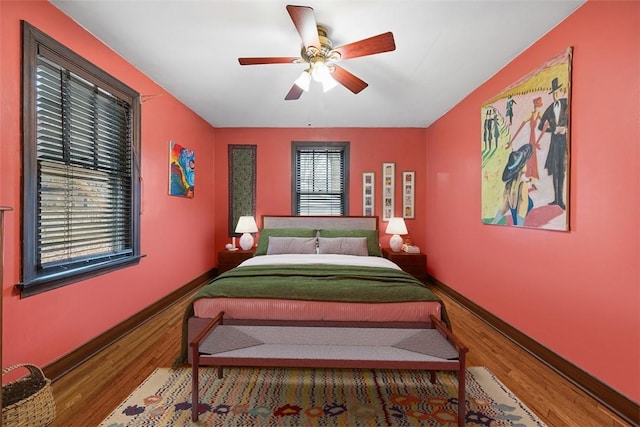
218;249;254;274
381;247;427;281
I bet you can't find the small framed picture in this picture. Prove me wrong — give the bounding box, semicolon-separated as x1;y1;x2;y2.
362;172;375;216
169;140;195;198
382;162;395;221
403;171;415;219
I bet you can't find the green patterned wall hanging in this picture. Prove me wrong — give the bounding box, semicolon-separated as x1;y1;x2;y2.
228;145;257;236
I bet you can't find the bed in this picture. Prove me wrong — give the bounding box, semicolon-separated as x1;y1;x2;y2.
179;215;449;365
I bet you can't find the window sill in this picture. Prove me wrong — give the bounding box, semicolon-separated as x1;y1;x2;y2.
17;254;145;298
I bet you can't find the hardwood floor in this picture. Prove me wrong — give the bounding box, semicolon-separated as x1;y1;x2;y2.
50;293;190;426
51;287;634;426
433;289;634;427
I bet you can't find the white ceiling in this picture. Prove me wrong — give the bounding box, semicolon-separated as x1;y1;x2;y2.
50;0;584;128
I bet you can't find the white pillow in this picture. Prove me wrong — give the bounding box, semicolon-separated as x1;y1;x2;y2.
266;237;317;255
317;237;368;256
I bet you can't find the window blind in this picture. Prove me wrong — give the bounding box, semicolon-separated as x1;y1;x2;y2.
294;146;346;215
21;21;141;296
35;56;133;269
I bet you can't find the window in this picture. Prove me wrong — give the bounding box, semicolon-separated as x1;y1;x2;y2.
292;142;349;216
19;22;142;297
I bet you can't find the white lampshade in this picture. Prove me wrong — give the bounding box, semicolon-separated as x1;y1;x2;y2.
235;216;258;233
385;217;408;235
385;217;408;252
235;216;258;250
294;70;311;92
321;75;338;92
311;61;330;82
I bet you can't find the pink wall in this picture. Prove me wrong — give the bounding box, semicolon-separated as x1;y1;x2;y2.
214;128;427;253
1;1;217;367
2;0;637;405
425;1;639;400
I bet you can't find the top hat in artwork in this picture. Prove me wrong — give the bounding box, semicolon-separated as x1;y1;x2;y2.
548;77;562;94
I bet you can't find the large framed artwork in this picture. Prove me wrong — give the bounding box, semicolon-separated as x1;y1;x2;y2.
228;145;257;236
169;141;195;198
481;47;572;231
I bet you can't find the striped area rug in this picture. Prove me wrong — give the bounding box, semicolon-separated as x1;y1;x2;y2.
100;366;546;426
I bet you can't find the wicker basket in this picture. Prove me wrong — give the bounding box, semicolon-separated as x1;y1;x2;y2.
2;364;56;426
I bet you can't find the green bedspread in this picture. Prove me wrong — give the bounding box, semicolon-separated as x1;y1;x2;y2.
177;264;449;364
195;264;440;303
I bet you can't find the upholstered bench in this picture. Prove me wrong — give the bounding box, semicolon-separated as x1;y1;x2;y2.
190;312;468;424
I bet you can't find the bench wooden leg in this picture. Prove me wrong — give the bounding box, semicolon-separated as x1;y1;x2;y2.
458;353;466;426
191;347;200;421
189;313;226;422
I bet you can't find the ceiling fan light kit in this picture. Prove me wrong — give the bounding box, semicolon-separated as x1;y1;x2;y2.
310;58;329;82
321;74;338;92
294;70;311;91
238;5;396;101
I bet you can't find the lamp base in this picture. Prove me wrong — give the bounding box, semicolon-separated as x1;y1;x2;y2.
239;233;254;251
389;234;403;252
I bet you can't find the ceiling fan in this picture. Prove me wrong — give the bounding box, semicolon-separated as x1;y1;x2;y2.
238;5;396;100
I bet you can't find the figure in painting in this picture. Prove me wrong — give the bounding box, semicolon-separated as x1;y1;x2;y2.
506;96;545;189
483;109;493;151
505;95;517;125
483;109;502;151
538;77;568;210
491;144;534;226
492;112;500;147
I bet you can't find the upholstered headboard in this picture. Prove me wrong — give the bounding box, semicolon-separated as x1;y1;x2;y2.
261;215;378;231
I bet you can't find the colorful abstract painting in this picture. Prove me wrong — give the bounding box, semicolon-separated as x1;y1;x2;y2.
169;141;195;198
481;47;572;231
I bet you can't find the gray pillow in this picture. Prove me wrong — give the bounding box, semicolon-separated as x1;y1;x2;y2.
318;229;381;256
254;228;317;255
317;237;368;256
266;237;317;255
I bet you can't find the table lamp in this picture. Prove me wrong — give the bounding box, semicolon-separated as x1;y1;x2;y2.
235;216;258;250
385;217;408;252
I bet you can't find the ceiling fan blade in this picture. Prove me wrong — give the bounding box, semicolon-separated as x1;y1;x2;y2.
285;84;304;101
286;5;320;50
332;32;396;60
238;57;300;65
331;65;368;94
